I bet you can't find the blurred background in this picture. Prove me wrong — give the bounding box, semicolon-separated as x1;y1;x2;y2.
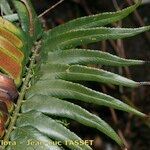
31;0;150;150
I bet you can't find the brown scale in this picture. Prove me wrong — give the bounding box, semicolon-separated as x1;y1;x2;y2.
0;26;23;48
0;73;18;138
0;36;24;62
0;50;22;79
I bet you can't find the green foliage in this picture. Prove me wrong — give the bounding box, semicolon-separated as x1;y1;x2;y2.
46;1;140;37
21;95;122;145
12;0;43;41
44;49;144;66
0;0;13;15
37;63;140;87
0;0;150;150
42;26;150;51
6;126;63;150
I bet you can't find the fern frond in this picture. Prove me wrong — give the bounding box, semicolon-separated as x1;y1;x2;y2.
1;1;149;150
12;0;43;40
37;63;139;87
41;48;145;67
26;79;145;117
21;94;126;145
6;126;63;150
46;1;140;37
16;111;93;150
42;26;150;51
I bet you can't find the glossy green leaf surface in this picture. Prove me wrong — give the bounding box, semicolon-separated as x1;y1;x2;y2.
16;111;93;150
43;26;150;51
44;49;144;66
46;1;140;38
21;95;123;145
38;63;139;87
6;126;63;150
26;79;145;117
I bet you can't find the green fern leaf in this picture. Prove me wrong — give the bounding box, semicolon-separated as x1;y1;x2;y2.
6;126;63;150
1;1;149;150
21;95;123;145
26;79;145;117
16;111;93;150
45;49;144;66
12;0;43;41
42;26;150;51
37;63;139;87
46;1;140;38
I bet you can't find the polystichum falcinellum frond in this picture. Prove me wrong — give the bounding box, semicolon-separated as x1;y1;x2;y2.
0;0;150;150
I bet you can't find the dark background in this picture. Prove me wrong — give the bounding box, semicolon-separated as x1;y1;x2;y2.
32;0;150;150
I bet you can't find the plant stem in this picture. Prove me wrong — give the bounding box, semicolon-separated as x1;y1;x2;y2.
38;0;64;18
0;43;39;150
